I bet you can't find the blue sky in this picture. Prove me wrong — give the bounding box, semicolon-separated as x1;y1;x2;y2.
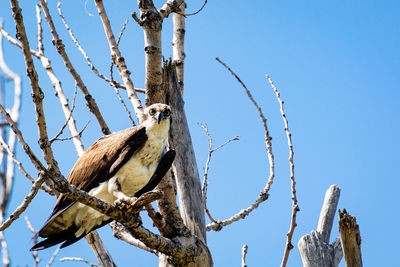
0;0;399;266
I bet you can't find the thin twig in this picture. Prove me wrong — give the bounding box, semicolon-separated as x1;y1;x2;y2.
0;175;46;231
25;216;41;267
109;19;136;125
50;83;78;143
0;103;59;199
242;244;248;267
94;0;143;120
46;246;61;267
200;124;239;224
52;121;90;142
36;5;44;55
36;5;85;156
57;3;134;92
113;88;136;126
207;58;275;231
266;75;299;267
117;20;128;47
177;0;208;17
110;19;129;82
0;28;41;58
25;216;36;234
39;0;111;135
59;257;99;267
0;133;53;195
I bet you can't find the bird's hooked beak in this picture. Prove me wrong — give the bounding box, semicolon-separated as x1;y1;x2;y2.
157;112;165;124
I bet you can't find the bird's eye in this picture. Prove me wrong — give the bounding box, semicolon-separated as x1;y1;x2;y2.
149;109;156;116
163;109;171;117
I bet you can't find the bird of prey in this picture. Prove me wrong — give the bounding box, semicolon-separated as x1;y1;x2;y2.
31;103;175;251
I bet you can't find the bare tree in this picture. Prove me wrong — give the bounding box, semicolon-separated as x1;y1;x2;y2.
0;1;304;266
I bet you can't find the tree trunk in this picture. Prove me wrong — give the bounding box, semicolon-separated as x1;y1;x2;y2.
159;60;212;266
165;61;206;243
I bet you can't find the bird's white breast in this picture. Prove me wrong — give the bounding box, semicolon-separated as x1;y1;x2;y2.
115;121;169;196
65;119;170;237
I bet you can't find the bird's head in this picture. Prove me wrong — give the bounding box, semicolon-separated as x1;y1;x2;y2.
142;103;172;128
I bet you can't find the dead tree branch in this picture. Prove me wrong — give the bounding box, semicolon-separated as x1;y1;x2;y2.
178;1;208;17
0;121;53;195
0;174;46;231
298;185;343;267
207;58;275;232
200;123;239;224
172;2;185;93
57;3;142;93
60;257;99;267
38;0;111;135
159;0;185;19
338;209;363;267
9;0;61;189
266;75;300;267
94;0;143;120
110;221;158;255
46;246;60;267
242;244;248;267
2;12;85;156
165;61;207;241
25;216;41;267
49;83;78;143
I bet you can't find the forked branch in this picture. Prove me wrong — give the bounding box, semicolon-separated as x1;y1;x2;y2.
94;0;143;120
207;58;275;231
200;123;239;224
38;0;111;135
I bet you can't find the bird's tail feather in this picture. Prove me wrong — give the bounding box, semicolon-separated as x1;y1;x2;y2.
30;226;78;251
30;218;112;251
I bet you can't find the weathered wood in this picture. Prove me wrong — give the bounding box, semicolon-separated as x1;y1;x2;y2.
317;185;341;243
172;2;185;94
165;61;206;242
299;232;342;267
164;61;212;266
85;231;117;267
298;185;343;267
338;209;363;267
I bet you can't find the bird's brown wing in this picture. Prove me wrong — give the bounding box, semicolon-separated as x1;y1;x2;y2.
39;125;147;236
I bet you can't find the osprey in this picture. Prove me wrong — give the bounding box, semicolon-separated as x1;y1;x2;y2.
31;103;175;251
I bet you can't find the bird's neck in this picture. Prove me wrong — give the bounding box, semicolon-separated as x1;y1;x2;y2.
144;120;170;141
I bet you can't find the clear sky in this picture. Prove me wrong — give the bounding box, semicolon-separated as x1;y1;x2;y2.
0;1;399;266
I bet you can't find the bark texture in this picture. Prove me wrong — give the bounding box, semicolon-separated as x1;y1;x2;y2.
166;61;206;243
338;209;363;267
158;61;212;267
138;0;163;106
172;2;185;93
